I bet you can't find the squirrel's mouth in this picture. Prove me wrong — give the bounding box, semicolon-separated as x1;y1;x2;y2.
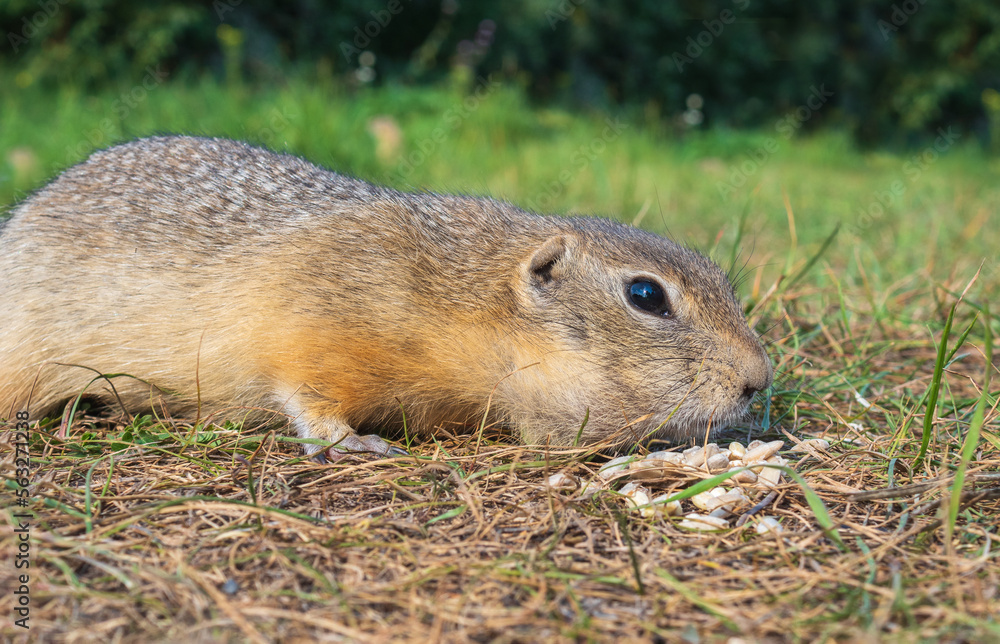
623;395;763;445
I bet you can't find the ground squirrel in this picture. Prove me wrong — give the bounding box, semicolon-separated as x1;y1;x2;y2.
0;136;772;457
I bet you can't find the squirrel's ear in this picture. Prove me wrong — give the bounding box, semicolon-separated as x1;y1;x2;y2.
528;235;572;285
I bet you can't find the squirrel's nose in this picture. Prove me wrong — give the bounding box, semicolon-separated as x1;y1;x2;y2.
741;382;768;401
739;350;773;401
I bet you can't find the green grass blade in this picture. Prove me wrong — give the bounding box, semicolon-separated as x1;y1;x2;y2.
651;469;747;505
783;223;840;291
945;304;992;546
83;457;105;534
615;510;645;595
914;303;955;470
426;504;467;525
573;408;590;447
780;466;848;551
944;313;979;366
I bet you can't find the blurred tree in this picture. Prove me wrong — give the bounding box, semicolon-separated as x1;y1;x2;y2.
2;0;998;146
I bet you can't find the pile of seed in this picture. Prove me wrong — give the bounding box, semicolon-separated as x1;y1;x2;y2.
547;438;831;532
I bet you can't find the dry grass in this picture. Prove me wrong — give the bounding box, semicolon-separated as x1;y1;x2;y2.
2;290;998;643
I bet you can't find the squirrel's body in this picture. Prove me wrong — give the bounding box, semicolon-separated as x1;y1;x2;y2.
0;136;771;455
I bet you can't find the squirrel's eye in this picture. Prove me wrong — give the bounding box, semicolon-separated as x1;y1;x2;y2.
628;280;671;317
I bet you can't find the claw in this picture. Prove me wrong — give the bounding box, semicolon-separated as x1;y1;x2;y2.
385;445;409;457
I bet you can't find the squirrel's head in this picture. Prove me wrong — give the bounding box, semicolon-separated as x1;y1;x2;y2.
501;218;772;448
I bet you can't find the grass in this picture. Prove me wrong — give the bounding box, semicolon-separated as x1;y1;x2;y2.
1;73;998;642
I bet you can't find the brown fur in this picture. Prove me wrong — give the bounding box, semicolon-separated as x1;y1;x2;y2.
0;136;772;454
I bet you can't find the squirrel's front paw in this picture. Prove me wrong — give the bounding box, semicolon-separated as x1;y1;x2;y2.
313;433;408;463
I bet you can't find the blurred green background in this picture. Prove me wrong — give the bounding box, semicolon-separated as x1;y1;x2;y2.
2;0;998;299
